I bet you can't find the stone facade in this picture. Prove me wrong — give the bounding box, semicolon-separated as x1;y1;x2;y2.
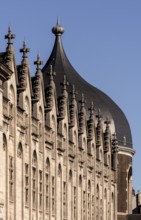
0;24;135;220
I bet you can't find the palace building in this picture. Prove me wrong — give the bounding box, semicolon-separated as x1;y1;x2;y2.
0;20;138;220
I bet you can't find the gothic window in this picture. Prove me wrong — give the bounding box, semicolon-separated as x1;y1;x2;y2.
83;191;86;219
104;188;107;220
17;143;23;158
9;86;15;136
52;115;56;143
63;182;67;219
3;134;7;151
52;176;55;215
9;156;14;202
25;97;30;145
32;151;37;209
96;184;99;220
69;169;72;182
88;180;91;220
111;192;114;219
25;163;29;206
39;170;43;210
92;195;94;219
58;164;62;177
45;158;50;213
79;174;82;186
74;187;76;220
39;107;43;152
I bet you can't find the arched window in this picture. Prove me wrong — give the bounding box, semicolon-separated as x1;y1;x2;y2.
79;174;82;186
96;184;99;220
58;164;62;177
17;143;23;158
39;107;43;152
32;150;37;209
104;188;107;220
69;169;72;182
25;97;30;145
88;180;91;219
3;134;7;151
9;86;15;136
45;158;50;213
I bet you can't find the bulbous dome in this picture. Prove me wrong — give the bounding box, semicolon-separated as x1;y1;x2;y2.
42;22;132;148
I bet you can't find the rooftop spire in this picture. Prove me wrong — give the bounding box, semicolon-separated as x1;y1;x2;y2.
20;40;30;59
52;18;64;36
5;26;15;46
34;53;43;71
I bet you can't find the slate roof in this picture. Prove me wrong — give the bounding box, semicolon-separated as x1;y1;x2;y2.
42;21;133;148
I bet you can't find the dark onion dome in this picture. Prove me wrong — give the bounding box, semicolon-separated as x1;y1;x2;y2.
42;21;132;148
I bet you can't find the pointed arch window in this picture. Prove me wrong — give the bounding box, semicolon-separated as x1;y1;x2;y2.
9;86;15;136
17;143;23;158
9;156;14;202
32;151;37;209
88;180;91;220
3;134;7;151
45;158;50;213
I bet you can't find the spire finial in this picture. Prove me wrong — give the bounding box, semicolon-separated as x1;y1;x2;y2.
34;53;43;71
5;26;15;46
20;40;30;59
52;18;64;36
61;75;69;91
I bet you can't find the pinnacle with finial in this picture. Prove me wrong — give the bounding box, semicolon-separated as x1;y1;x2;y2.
20;40;30;58
104;117;111;127
34;54;43;71
48;64;56;80
88;101;95;116
61;75;69;91
79;93;86;106
5;26;15;45
96;109;102;120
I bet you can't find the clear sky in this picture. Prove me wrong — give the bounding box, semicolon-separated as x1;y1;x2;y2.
0;1;141;191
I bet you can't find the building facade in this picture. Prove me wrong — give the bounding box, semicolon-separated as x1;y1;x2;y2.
0;21;136;220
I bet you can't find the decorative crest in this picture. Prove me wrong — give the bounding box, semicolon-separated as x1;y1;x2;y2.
5;26;15;46
20;40;30;59
34;53;43;71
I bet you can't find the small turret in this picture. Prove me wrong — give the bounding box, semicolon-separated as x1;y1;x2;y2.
87;101;95;141
78;93;86;135
33;54;43;101
18;41;30;91
5;26;15;69
96;109;102;147
45;65;56;112
58;75;68;120
104;118;111;152
69;85;77;128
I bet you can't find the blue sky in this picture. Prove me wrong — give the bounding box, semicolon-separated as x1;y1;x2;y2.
0;1;141;191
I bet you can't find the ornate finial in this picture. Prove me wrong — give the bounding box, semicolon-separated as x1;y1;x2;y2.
88;102;95;141
96;109;102;121
88;102;95;119
5;26;15;45
112;132;118;147
61;75;69;91
48;64;56;80
34;53;43;71
52;18;64;36
79;93;86;108
104;117;111;128
20;40;30;59
71;84;77;99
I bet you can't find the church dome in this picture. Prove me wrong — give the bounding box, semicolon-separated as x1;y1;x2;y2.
42;21;132;148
